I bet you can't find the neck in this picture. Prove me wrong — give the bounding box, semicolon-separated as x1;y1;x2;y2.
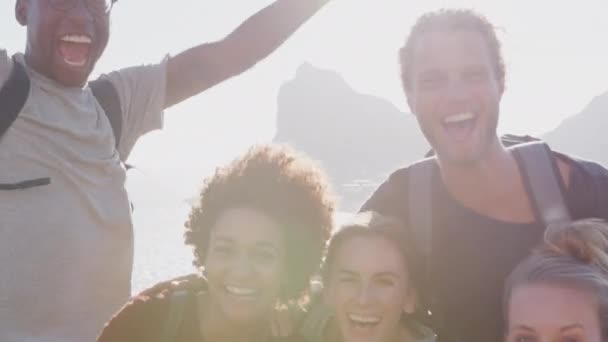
438;138;515;192
198;294;269;342
329;321;402;342
436;138;534;222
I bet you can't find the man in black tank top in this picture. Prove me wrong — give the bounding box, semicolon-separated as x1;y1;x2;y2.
361;9;608;342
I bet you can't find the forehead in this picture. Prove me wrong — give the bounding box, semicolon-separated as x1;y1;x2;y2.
410;30;494;74
508;283;600;329
210;208;284;247
333;235;407;276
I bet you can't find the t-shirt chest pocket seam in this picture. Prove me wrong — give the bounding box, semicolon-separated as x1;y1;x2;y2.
0;177;51;191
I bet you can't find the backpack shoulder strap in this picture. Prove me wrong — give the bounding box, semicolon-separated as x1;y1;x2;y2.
408;157;436;262
89;77;122;148
408;157;440;325
161;290;189;342
510;141;571;225
0;56;30;141
411;142;570;254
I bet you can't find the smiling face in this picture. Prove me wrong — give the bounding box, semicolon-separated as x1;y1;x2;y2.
506;284;602;342
405;29;503;165
324;235;415;342
204;208;286;326
16;0;111;87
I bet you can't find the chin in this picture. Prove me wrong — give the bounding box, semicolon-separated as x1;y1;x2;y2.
343;332;383;342
222;306;266;325
224;313;263;327
52;61;95;87
438;143;489;165
53;70;91;87
448;155;485;167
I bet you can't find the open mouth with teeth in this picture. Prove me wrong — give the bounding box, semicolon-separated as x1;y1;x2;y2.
224;285;260;298
442;112;477;142
347;313;382;329
58;34;93;67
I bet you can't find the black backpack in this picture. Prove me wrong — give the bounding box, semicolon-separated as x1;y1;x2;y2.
0;56;123;151
407;135;572;326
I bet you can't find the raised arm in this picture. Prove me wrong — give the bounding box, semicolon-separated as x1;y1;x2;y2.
164;0;330;109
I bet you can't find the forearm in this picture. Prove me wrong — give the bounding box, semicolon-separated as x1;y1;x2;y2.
165;0;330;108
220;0;329;68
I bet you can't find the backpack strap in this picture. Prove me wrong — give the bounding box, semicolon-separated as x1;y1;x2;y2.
0;56;30;141
89;77;122;149
411;141;571;255
89;77;133;171
0;57;124;150
408;157;436;268
510;141;571;226
408;157;440;325
161;290;188;342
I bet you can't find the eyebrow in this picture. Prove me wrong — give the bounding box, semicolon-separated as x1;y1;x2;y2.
462;65;488;72
374;272;400;279
254;241;279;252
335;270;400;279
212;237;233;245
212;236;277;248
561;324;584;332
417;70;444;78
512;325;535;332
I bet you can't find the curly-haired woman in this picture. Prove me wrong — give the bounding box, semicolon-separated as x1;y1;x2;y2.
97;144;335;342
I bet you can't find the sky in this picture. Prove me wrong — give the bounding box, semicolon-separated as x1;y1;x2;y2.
2;0;608;212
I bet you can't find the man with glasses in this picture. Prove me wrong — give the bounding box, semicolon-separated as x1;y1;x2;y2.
0;0;331;341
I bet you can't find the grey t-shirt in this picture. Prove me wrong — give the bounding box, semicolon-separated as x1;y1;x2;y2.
0;50;166;342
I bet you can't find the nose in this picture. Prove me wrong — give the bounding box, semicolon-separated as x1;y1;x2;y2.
355;283;373;307
443;78;471;103
230;255;255;280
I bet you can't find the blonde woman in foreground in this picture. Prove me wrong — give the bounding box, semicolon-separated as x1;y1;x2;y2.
504;219;608;342
300;212;436;342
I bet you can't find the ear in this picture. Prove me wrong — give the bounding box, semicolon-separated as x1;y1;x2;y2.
279;275;290;300
404;88;416;117
199;266;207;279
320;283;331;306
498;79;505;100
402;286;417;314
15;0;28;26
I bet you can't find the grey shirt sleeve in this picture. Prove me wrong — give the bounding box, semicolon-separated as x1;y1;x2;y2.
103;55;169;160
